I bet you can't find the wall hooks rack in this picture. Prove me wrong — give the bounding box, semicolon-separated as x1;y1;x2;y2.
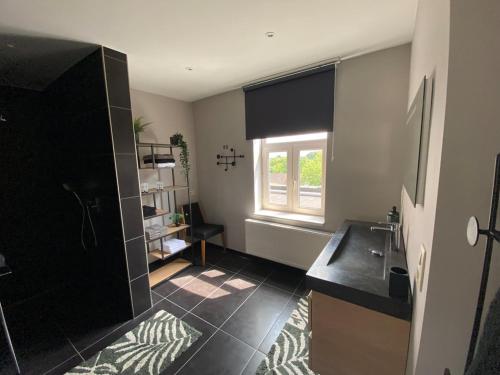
216;145;244;171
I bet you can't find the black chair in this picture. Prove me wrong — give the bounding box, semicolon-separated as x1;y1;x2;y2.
182;202;225;266
0;253;21;374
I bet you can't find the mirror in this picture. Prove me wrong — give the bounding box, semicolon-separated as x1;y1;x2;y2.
467;216;480;247
403;75;434;206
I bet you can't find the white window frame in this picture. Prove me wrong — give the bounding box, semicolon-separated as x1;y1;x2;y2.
261;137;327;216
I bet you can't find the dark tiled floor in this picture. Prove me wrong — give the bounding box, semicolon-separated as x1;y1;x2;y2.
155;246;308;374
241;351;266;375
259;294;301;353
168;267;234;310
0;297;80;375
0;245;307;374
191;274;259;327
220;283;291;348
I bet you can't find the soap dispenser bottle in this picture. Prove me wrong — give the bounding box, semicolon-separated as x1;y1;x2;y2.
387;206;400;224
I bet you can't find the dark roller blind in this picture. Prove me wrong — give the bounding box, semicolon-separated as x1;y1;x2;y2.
244;65;335;140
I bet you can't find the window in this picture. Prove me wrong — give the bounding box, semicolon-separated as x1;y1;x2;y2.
261;132;327;216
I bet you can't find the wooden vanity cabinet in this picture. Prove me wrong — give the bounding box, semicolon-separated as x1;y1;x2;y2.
308;291;410;375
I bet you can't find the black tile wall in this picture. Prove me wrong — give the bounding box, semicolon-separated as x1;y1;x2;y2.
104;55;131;109
120;197;144;240
115;154;140;198
53;108;114;156
103;47;127;62
125;236;148;280
110;107;135;154
130;274;152;317
45;48;108;113
104;46;150;323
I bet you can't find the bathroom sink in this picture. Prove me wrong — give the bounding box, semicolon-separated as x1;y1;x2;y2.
328;223;388;280
306;220;412;321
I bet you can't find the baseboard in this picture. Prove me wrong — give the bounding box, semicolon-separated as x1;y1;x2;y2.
204;242;306;272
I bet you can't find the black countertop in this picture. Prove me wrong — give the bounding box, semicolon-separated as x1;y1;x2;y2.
306;220;412;321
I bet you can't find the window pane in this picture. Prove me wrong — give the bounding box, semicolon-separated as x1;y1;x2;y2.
298;149;323;210
265;132;327;144
268;151;287;206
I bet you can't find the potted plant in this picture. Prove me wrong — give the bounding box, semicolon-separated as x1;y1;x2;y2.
170;213;184;227
170;133;190;176
133;116;152;142
170;133;183;146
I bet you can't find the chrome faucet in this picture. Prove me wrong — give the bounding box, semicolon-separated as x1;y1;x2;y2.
370;222;401;251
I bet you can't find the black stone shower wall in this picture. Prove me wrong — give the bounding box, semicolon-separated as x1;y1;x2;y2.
0;48;134;321
0;85;79;302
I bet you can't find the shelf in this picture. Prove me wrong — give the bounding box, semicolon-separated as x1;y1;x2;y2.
141;186;188;196
149;242;191;260
145;224;190;243
149;258;192;287
139;165;175;170
136;142;182;148
144;209;170;220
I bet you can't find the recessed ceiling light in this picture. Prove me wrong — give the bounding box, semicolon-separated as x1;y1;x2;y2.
185;66;193;71
265;32;275;38
6;43;15;48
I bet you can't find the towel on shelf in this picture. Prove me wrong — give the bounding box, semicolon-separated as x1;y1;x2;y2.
162;238;187;254
145;224;166;240
143;154;175;167
158;163;176;168
466;287;500;375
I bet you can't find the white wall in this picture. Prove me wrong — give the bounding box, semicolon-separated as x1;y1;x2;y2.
329;44;410;230
404;1;500;374
130;89;199;206
193;44;411;254
400;0;450;373
192;90;253;251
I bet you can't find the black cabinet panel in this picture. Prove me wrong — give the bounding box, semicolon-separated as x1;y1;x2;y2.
125;236;148;280
130;274;152;317
104;56;131;109
110;107;135;154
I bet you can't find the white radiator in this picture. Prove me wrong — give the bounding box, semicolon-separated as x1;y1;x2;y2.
245;219;332;270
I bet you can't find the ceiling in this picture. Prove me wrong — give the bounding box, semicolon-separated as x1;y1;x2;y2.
0;0;417;102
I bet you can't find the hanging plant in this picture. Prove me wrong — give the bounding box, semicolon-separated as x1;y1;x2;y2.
133;116;152;142
170;132;190;176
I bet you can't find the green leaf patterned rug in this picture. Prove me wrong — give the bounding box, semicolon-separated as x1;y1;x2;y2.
257;298;317;375
66;310;201;375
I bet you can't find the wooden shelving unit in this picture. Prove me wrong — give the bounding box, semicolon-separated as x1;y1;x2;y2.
148;240;192;260
137;142;194;287
143;208;170;220
141;185;188;196
145;224;190;243
149;258;192;287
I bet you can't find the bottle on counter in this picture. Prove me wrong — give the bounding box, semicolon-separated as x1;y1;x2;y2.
387;206;400;224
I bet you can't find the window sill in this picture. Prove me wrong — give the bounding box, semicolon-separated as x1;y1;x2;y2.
253;209;325;226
